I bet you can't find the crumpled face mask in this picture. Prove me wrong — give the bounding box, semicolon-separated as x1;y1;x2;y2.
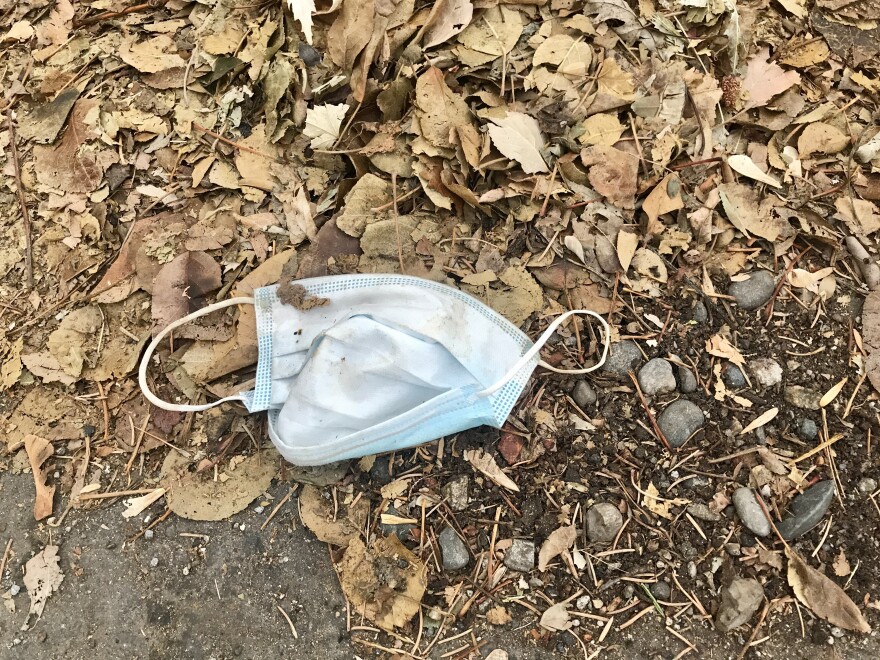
139;274;609;465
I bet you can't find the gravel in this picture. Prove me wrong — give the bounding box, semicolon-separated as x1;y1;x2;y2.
732;487;771;537
723;364;746;388
750;358;782;388
687;503;721;522
442;475;470;511
677;365;697;393
728;271;776;310
438;526;469;571
657;400;705;447
691;301;708;323
585;502;624;543
798;418;818;441
776;480;835;540
572;380;597;408
637;358;677;396
784;385;821;410
504;539;535;572
649;581;671;602
715;578;764;632
858;478;877;495
601;340;642;377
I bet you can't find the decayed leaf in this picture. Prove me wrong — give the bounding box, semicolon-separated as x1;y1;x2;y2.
740;408;779;435
786;547;871;633
456;6;522;63
151;251;222;337
337;535;427;631
298;484;368;547
836;197;880;235
17;87;82;144
487;112;549;174
717;183;788;242
581;146;638;208
642;482;689;520
288;0;317;44
742;47;800;109
0;337;23;392
533;34;592;76
118;35;186;73
22;545;64;629
728;154;781;188
538;525;577;571
798;122;849;157
303;103;349;150
464;449;519;492
24;435;55;521
486;606;512;625
328;0;374;71
706;334;746;368
161;449;278;521
833;550;852;577
414;67;471;150
540;602;572;631
46;306;103;379
424;0;473;48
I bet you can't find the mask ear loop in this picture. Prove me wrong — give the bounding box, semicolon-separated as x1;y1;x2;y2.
476;310;610;398
138;297;255;412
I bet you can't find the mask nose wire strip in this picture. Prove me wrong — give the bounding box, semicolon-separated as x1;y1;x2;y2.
476;310;610;398
138;297;256;412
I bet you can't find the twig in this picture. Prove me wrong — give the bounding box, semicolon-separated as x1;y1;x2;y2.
765;247;811;323
0;539;13;582
125;413;151;474
670;157;723;171
276;604;299;639
192;123;277;160
260;487;295;531
371;186;419;212
78;488;157;500
73;1;162;28
7;111;33;289
737;601;770;660
96;382;111;443
628;370;672;451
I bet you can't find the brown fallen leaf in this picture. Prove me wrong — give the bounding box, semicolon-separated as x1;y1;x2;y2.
464;449;520;492
24;435;55;521
336;535;427;631
486;605;512;625
423;0;473;48
740;408;778;435
414;67;472;150
581;146;638;209
643;174;684;236
706;333;746;369
786;547;871;633
22;545;64;629
833;549;852;577
742;47;800;109
151;251;222;337
538;525;577;571
298;484;368;547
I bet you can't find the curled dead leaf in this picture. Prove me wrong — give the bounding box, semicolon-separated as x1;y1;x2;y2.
538;525;577;571
464;448;519;491
24;435;55;521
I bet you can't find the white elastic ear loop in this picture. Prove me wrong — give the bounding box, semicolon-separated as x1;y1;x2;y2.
476;310;610;398
138;297;255;412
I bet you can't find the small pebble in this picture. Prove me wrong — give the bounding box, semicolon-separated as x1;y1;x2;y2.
750;358;783;388
150;557;159;568
858;477;877;495
723;364;746;388
784;385;822;410
716;578;764;632
438;526;469;571
728;271;776;310
442;475;470;512
732;487;771;537
677;365;697;394
298;43;322;67
9;584;20;596
601;340;643;377
504;539;535;572
776;481;835;540
657;400;705;447
650;581;671;602
576;595;590;610
638;358;677;396
798;418;818;441
691;301;708;323
144;529;154;540
687;503;721;522
254;506;265;514
585;502;623;543
572;380;597;408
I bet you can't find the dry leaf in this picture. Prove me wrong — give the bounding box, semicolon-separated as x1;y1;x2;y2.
336;535;427;631
22;545;64;629
303;103;349;150
728;154;781;188
820;377;847;407
299;484;368;547
740;408;779;435
581;146;638;208
464;449;519;491
643;482;689;520
617;230;639;273
540;602;572;631
487;112;549;174
742;47;800;109
487;606;512;625
538;525;577;571
798;122;849;157
786;547;871;633
24;435;55;521
118;35;186;73
579;113;624;147
287;0;317;44
836;197;880;235
424;0;473;48
151;251;222;337
533;34;592;76
121;488;166;519
415;67;471;150
643;174;684;234
833;550;852;577
706;334;746;368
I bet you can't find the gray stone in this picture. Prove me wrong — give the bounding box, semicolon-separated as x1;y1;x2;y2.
732;487;771;537
649;581;671;602
798;418;818;441
716;578;764;632
776;481;835;540
692;301;708;323
586;503;623;543
687;503;721;522
729;271;776;310
298;43;322;67
858;477;877;495
723;364;746;388
750;358;783;388
443;475;470;512
601;340;643;377
438;526;469;571
504;539;535;572
677;365;697;393
784;385;821;410
572;380;597;408
638;358;677;396
657;400;705;447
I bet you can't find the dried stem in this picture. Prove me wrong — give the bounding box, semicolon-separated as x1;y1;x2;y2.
7;111;33;289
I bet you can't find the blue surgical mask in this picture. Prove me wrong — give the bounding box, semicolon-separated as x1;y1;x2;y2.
139;275;608;465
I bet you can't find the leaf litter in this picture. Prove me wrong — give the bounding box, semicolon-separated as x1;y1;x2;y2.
0;0;879;655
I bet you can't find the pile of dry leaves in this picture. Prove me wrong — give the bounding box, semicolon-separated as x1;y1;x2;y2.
2;0;880;656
